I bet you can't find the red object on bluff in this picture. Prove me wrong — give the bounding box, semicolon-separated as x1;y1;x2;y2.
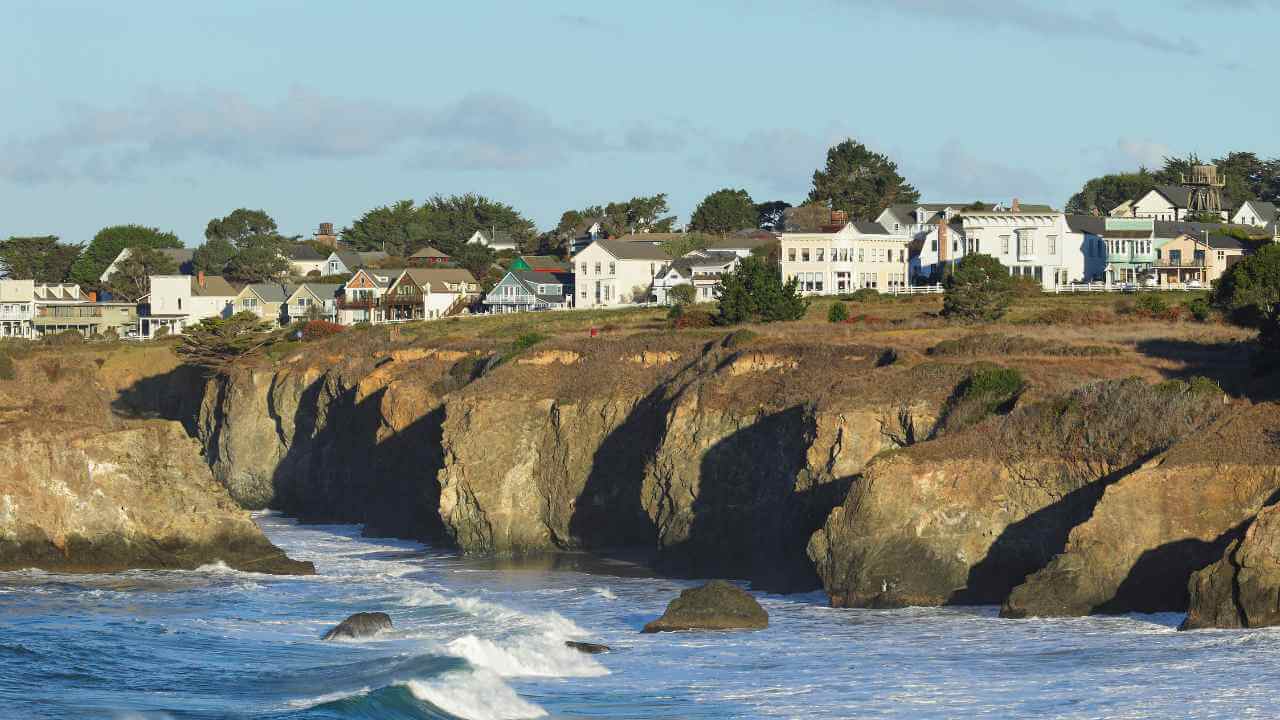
590;327;598;337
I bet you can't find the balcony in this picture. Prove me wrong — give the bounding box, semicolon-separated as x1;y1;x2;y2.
336;297;377;310
1155;257;1205;269
37;306;102;319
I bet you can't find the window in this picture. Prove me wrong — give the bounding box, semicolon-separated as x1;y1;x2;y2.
931;238;938;252
816;248;824;262
1000;235;1010;254
594;261;601;274
580;262;587;274
1217;250;1226;261
858;248;864;262
1047;235;1057;255
801;248;810;262
787;248;796;262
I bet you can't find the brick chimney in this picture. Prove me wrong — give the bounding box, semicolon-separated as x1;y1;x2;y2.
1011;198;1021;213
314;222;339;249
830;209;849;225
87;290;97;302
938;220;949;262
197;270;206;289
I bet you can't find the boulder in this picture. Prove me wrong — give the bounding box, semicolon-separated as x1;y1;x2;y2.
641;580;768;633
1183;503;1280;630
564;641;610;654
322;612;393;640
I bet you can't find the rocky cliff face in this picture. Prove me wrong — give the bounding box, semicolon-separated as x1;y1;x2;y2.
0;345;311;575
1184;503;1280;630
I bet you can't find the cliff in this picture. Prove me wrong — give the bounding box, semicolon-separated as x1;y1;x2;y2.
0;344;310;574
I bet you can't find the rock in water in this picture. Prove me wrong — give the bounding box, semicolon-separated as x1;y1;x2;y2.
322;612;393;640
642;580;768;633
1183;503;1280;630
565;640;611;654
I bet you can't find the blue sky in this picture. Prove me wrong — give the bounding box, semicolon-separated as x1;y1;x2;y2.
2;0;1277;246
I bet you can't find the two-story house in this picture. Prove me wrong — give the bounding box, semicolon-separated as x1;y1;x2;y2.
572;239;671;308
780;221;911;295
321;249;390;277
467;229;519;253
1232;200;1278;229
401;267;480;319
234;283;295;326
0;279;34;338
409;246;451;266
1153;232;1245;287
914;203;1086;289
283;283;341;323
336;267;406;325
483;270;568;313
139;273;237;338
653;249;740;304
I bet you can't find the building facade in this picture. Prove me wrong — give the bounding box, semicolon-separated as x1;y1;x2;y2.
572;239;670;308
780;222;911;295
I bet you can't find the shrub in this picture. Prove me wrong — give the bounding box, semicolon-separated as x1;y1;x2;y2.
845;288;882;303
937;365;1025;433
1186;296;1212;322
668;284;696;307
716;256;808;325
0;352;13;381
722;329;758;348
510;332;547;353
827;302;850;323
1213;243;1280;350
300;320;344;341
1133;293;1169;316
40;330;84;347
928;334;1119;357
175;311;275;374
1011;277;1043;298
674;309;716;328
942;254;1016;322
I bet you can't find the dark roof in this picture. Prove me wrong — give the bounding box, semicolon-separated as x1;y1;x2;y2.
1150;185;1193;208
669;250;739;275
1206;233;1244;250
613;232;685;245
515;255;571;272
1154;220;1262;239
1239;200;1278;223
509;270;566;303
334;250;389;270
353;268;408;288
294;283;341;300
706;234;776;250
401;267;479;289
1065;215;1105;234
157;248;195;274
476;229;516;246
592;238;672;261
190;275;238;297
410;246;450;259
851;221;894;235
285;244;325;261
243;282;295;302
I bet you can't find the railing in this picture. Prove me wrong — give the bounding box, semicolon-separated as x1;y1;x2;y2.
1053;282;1205;293
886;284;944;295
37;307;102;318
1154;259;1206;268
335;297;377;310
0;309;32;320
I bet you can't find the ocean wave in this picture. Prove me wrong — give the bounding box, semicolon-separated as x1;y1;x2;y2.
445;634;608;678
406;670;547;720
591;587;617;600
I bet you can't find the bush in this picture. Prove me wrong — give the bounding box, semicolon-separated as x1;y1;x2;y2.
716;256;808;325
844;288;882;303
1134;293;1169;316
722;329;758;348
0;352;13;381
1186;296;1212;322
1213;243;1280;350
938;365;1025;433
175;311;275;374
674;309;716;328
1011;277;1043;298
510;332;546;352
928;333;1119;357
668;284;696;307
40;330;85;347
942;254;1016;322
827;302;850;323
300;320;344;341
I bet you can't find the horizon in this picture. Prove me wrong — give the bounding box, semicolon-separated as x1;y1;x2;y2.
3;0;1278;246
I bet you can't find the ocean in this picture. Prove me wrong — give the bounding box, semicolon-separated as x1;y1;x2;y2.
2;513;1279;719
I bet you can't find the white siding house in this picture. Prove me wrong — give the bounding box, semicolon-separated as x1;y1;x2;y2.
1232;200;1277;228
652;250;740;304
0;279;35;338
140;273;237;338
572;239;670;308
779;222;911;295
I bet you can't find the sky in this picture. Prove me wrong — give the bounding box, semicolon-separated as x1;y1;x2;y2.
2;0;1278;246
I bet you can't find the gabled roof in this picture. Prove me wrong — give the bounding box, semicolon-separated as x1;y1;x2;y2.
1153;220;1263;240
401;267;479;288
409;245;450;259
159;248;196;272
613;232;685;245
351;267;408;288
589;238;673;261
851;221;895;235
1065;215;1105;234
514;255;571;272
508;270;567;303
289;283;342;302
333;250;389;270
474;229;516;245
1238;200;1278;223
1206;233;1245;250
668;250;739;275
285;244;326;261
242;282;295;302
190;275;238;297
1145;185;1193;209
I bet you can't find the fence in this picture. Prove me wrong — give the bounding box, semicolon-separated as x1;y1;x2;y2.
1051;282;1206;294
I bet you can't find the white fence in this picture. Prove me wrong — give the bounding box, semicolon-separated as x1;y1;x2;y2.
1051;282;1206;294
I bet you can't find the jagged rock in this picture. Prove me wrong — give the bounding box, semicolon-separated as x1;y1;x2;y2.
642;580;768;633
1183;503;1280;630
564;641;610;654
0;422;313;575
322;612;393;640
1003;402;1280;618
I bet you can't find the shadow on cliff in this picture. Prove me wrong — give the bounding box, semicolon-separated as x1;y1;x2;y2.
111;364;208;435
1134;339;1259;397
655;405;853;594
262;371;448;543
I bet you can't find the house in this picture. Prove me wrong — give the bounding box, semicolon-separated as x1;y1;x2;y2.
1119;185;1228;222
704;230;779;258
138;273;237;338
0;279;34;338
612;232;682;247
335;267;406;325
1152;231;1245;287
409;246;451;266
572;239;671;308
401;267;481;319
285;245;327;277
283;283;341;324
1232;200;1278;228
99;247;195;283
511;255;570;273
780;220;911;295
234;282;295;326
483;270;569;313
321;249;389;277
467;229;519;252
653;249;740;304
911;202;1086;289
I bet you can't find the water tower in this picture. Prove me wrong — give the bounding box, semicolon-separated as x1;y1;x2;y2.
1181;164;1225;215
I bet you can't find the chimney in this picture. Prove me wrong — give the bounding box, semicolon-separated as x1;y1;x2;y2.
197;271;206;289
314;222;338;249
87;290;97;302
938;220;949;262
1011;198;1021;213
830;209;849;225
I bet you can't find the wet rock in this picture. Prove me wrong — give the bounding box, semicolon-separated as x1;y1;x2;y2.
1183;503;1280;630
565;641;610;654
641;580;768;633
322;612;393;640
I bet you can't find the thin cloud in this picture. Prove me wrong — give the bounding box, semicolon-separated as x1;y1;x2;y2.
836;0;1200;55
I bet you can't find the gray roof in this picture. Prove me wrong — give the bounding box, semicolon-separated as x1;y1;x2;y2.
477;229;516;245
295;283;341;300
593;238;672;261
244;282;295;302
334;250;388;270
285;244;325;261
670;250;739;274
190;275;238;297
509;270;566;303
1240;200;1278;223
1206;233;1245;250
851;221;894;235
410;245;450;258
1154;220;1260;239
353;268;408;289
156;248;195;274
1150;185;1193;208
1065;215;1105;234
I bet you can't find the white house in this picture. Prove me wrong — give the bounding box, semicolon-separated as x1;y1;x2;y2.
139;273;237;338
99;247;195;283
285;245;328;277
336;267;406;325
1232;200;1277;228
0;279;35;338
780;221;911;295
321;249;389;277
401;267;480;320
653;249;740;304
467;229;519;252
1120;185;1227;222
572;239;671;308
910;203;1088;289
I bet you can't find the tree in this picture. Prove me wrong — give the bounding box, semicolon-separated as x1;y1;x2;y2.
783;203;834;232
756;200;792;231
0;236;82;282
554;194;678;241
668;283;696;306
192;237;238;275
715;256;807;325
828;301;849;323
808;139;918;220
176;311;276;374
224;236;289;282
1212;243;1280;350
341;199;430;255
451;243;497;285
70;225;182;287
106;246;177;301
942;254;1016;322
1064;171;1157;215
660;232;713;259
418;194;537;255
689;188;757;234
205;209;279;247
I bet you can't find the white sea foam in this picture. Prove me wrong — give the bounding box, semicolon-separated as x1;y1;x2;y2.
591;586;617;600
285;686;372;708
407;671;547;720
445;634;608;678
